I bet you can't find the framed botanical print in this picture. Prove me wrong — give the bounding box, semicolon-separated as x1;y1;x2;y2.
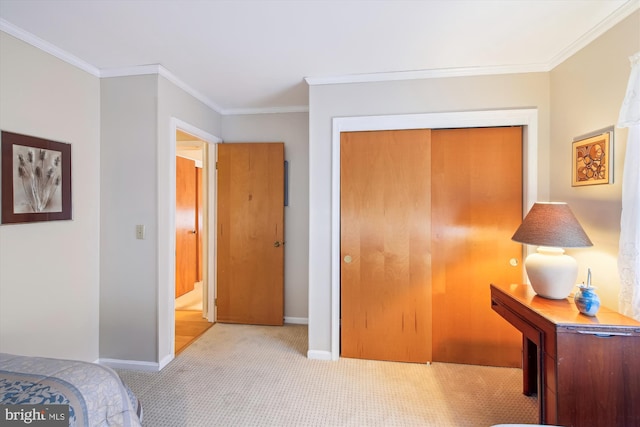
1;131;72;224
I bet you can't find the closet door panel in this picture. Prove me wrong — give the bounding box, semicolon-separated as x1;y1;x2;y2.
341;129;432;363
431;127;523;367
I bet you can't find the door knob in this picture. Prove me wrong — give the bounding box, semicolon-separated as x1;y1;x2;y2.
274;241;284;247
509;258;519;266
189;230;197;234
344;255;352;264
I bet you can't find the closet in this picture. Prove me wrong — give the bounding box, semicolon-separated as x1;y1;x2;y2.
340;127;523;367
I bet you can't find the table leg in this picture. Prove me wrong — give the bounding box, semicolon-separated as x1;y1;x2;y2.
522;336;537;396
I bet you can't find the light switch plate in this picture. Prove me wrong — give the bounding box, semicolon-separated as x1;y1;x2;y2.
136;224;145;240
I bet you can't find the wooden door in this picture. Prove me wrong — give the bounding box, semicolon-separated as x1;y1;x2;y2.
431;127;523;367
216;143;284;326
175;156;198;298
341;129;432;363
196;167;203;282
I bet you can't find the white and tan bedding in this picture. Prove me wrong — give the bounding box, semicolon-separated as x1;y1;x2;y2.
0;353;142;426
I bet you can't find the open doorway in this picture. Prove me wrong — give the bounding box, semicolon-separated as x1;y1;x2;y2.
175;129;212;354
159;118;221;368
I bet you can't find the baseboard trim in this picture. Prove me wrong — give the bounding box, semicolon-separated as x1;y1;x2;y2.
99;358;160;372
307;350;333;361
284;316;308;325
158;354;174;370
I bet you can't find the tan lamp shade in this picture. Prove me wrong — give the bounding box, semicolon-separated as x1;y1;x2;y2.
512;202;593;248
512;202;592;299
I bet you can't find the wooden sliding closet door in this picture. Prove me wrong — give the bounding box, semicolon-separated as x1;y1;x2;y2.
341;129;432;363
431;127;523;367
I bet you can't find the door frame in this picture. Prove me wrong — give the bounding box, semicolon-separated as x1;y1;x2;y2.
329;108;539;361
159;117;221;368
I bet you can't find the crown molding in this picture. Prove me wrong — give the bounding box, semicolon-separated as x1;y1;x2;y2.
101;65;307;114
0;21;225;115
220;105;309;115
100;64;224;114
305;63;549;86
548;0;640;69
156;66;225;114
305;0;640;86
4;0;637;113
0;18;100;76
99;64;162;78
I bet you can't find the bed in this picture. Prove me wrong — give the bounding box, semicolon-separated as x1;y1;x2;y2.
0;353;142;426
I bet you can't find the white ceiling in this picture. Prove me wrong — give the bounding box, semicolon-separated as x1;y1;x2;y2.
0;0;637;114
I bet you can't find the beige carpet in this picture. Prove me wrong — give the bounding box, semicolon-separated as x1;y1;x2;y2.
117;324;537;427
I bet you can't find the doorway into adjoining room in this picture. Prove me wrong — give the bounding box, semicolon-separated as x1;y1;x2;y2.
175;130;212;354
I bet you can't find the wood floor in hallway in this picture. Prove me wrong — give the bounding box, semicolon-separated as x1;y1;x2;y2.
175;310;213;354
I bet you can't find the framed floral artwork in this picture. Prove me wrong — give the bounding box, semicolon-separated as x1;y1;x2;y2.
1;131;72;224
572;131;612;187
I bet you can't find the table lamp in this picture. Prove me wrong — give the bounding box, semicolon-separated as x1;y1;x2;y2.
511;202;593;299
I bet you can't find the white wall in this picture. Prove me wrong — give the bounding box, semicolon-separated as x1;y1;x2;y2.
100;73;222;366
0;32;101;361
222;112;310;322
100;75;159;362
307;73;552;357
550;10;640;310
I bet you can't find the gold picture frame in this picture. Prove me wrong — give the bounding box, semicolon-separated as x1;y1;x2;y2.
572;132;611;187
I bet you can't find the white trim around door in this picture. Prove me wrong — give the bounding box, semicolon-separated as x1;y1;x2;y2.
158;118;221;370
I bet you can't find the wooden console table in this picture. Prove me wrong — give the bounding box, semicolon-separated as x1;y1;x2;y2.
490;283;640;427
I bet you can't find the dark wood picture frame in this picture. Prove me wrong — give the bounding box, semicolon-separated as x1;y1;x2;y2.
1;131;72;224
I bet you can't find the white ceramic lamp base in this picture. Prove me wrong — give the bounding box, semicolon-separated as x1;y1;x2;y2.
525;246;578;299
